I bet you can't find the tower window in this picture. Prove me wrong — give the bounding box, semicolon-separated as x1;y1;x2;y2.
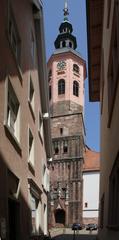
58;79;65;95
62;41;66;47
48;69;52;81
53;141;59;155
63;140;68;153
73;81;79;97
69;42;72;48
85;202;88;208
49;85;51;100
73;64;79;74
60;128;63;135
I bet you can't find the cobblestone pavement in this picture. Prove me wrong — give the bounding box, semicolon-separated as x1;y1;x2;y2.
50;228;97;240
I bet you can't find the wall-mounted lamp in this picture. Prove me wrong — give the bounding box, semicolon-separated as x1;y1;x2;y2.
48;157;52;162
42;112;49;119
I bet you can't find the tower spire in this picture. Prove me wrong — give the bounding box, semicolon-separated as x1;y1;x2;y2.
63;0;69;21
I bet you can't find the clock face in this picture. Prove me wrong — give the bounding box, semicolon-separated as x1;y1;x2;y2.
57;61;66;70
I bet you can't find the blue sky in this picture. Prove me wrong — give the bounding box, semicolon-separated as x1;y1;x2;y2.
43;0;100;152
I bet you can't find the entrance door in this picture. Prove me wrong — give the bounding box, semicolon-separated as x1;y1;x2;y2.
8;198;20;240
55;209;65;225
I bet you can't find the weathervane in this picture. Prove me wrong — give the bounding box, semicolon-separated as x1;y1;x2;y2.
63;0;69;21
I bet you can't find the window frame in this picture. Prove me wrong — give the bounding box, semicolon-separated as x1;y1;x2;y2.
63;140;68;154
28;128;34;167
58;79;65;95
73;80;79;97
8;4;21;67
4;77;20;142
38;111;43;143
53;141;59;155
73;64;80;74
49;85;52;100
28;75;35;120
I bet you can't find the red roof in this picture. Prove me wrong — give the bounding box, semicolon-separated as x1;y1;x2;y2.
83;146;100;172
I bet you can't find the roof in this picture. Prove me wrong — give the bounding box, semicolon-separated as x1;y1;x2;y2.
83;146;100;172
86;0;104;101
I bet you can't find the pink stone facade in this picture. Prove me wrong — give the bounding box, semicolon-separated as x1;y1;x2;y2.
48;51;86;109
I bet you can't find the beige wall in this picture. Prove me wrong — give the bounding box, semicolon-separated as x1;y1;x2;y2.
99;0;119;239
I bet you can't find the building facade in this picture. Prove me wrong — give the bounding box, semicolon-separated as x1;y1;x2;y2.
0;1;51;240
48;3;86;227
87;0;119;239
83;147;100;225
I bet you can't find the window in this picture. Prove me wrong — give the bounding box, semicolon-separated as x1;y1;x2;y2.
29;76;35;113
31;31;35;64
29;128;34;166
49;85;51;100
73;64;79;74
42;164;50;192
108;153;119;228
38;112;43;141
54;141;59;155
30;193;38;234
8;6;21;65
48;69;52;82
73;81;79;97
85;202;88;208
69;42;72;48
7;79;20;141
60;128;63;135
58;79;65;95
62;41;66;47
63;140;68;154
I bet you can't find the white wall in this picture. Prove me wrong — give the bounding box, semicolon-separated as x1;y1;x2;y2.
83;172;100;218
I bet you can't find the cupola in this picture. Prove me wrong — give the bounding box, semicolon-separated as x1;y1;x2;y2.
54;1;77;50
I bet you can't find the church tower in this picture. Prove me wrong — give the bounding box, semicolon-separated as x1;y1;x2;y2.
48;1;86;227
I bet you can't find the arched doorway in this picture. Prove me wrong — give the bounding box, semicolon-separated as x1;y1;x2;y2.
55;209;65;225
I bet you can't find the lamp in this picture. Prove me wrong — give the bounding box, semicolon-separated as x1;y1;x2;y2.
42;112;49;119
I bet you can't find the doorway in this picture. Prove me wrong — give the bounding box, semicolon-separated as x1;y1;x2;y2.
8;198;20;240
55;209;65;225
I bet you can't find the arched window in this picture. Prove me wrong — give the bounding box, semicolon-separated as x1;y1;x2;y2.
49;85;51;100
58;79;65;95
62;41;66;47
73;81;79;97
48;69;52;81
73;64;79;74
54;141;59;155
63;140;68;153
69;42;72;48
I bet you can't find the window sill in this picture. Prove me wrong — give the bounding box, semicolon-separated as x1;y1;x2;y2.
4;123;22;156
107;225;119;231
73;71;80;77
28;100;35;122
